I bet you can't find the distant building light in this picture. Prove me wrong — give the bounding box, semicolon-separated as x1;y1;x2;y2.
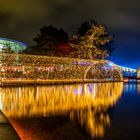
108;62;114;67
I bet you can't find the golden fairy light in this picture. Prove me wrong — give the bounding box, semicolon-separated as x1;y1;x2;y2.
0;53;122;82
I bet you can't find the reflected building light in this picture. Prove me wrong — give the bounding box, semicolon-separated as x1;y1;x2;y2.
66;86;70;92
137;83;140;94
18;87;22;97
124;84;129;93
0;83;123;138
0;90;3;110
88;84;92;94
79;85;83;95
84;84;88;95
0;83;123;117
74;89;78;95
93;83;97;99
0;101;3;110
0;92;2;110
37;87;39;96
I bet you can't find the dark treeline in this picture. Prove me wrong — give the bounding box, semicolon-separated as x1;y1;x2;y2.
25;20;115;59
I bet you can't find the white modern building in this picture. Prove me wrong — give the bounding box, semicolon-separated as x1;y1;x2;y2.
0;37;27;52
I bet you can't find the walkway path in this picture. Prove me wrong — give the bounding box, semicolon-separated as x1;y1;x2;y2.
0;110;20;140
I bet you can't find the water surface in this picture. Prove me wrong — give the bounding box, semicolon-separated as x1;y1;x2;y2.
0;81;140;140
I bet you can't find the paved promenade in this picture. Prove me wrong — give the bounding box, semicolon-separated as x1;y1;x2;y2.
0;110;20;140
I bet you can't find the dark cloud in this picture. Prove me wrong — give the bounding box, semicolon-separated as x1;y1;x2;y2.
0;0;140;68
0;0;49;43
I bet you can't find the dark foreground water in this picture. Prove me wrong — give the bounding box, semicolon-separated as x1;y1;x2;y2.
0;81;140;140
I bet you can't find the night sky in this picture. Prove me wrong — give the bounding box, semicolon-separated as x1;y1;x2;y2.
0;0;140;68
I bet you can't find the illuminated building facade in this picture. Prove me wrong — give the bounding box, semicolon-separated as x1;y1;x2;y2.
0;53;123;82
137;68;140;78
0;37;27;52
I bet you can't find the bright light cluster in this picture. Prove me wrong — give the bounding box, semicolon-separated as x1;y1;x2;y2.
0;53;122;81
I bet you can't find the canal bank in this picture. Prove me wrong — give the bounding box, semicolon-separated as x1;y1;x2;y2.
0;79;122;86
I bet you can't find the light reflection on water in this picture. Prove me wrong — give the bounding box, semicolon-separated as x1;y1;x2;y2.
0;82;123;139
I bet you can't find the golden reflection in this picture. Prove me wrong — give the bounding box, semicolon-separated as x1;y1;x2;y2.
0;82;123;138
70;109;111;138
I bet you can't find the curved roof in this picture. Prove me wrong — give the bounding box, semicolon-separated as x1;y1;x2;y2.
0;37;27;52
